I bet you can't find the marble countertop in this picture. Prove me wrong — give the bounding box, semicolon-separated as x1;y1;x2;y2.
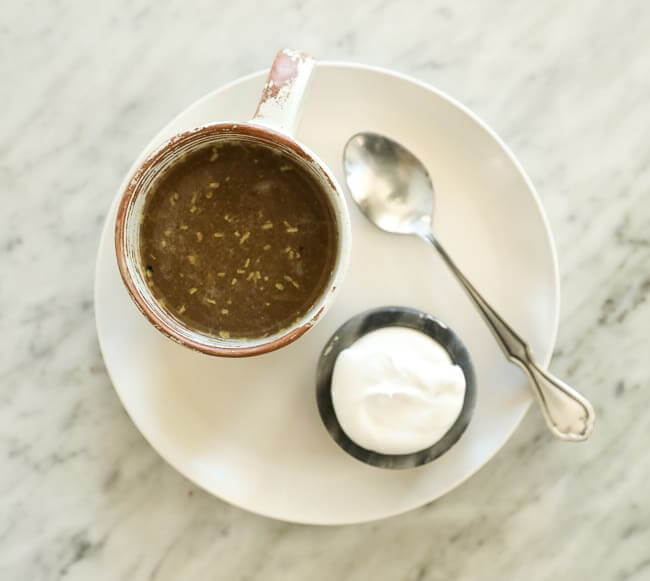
2;0;649;579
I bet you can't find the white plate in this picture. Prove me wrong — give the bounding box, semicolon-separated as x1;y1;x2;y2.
95;62;559;525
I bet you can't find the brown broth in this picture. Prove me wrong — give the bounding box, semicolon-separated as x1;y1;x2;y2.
139;140;338;339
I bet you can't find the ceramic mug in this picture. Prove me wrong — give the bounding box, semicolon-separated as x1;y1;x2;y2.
115;49;351;357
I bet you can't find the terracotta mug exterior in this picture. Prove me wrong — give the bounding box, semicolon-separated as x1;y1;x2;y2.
115;49;351;357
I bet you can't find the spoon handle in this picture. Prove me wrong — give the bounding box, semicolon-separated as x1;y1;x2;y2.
420;231;595;441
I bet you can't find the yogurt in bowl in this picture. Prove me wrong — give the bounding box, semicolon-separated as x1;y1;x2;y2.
332;326;467;456
316;306;476;469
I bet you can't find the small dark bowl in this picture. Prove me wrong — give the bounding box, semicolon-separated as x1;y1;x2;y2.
316;306;476;469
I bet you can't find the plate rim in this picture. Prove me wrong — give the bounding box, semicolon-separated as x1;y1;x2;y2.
94;61;560;525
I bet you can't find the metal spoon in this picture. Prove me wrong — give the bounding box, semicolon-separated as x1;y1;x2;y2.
343;132;595;441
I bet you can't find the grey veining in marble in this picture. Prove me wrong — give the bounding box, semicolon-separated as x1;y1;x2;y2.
1;0;649;579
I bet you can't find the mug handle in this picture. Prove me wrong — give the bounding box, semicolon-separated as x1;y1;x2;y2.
251;49;315;136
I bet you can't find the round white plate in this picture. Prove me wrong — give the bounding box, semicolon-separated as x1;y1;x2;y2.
95;62;559;525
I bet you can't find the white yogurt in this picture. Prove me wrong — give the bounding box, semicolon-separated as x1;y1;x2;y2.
331;326;466;455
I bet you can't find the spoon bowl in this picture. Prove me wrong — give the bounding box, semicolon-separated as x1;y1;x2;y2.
344;133;434;236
